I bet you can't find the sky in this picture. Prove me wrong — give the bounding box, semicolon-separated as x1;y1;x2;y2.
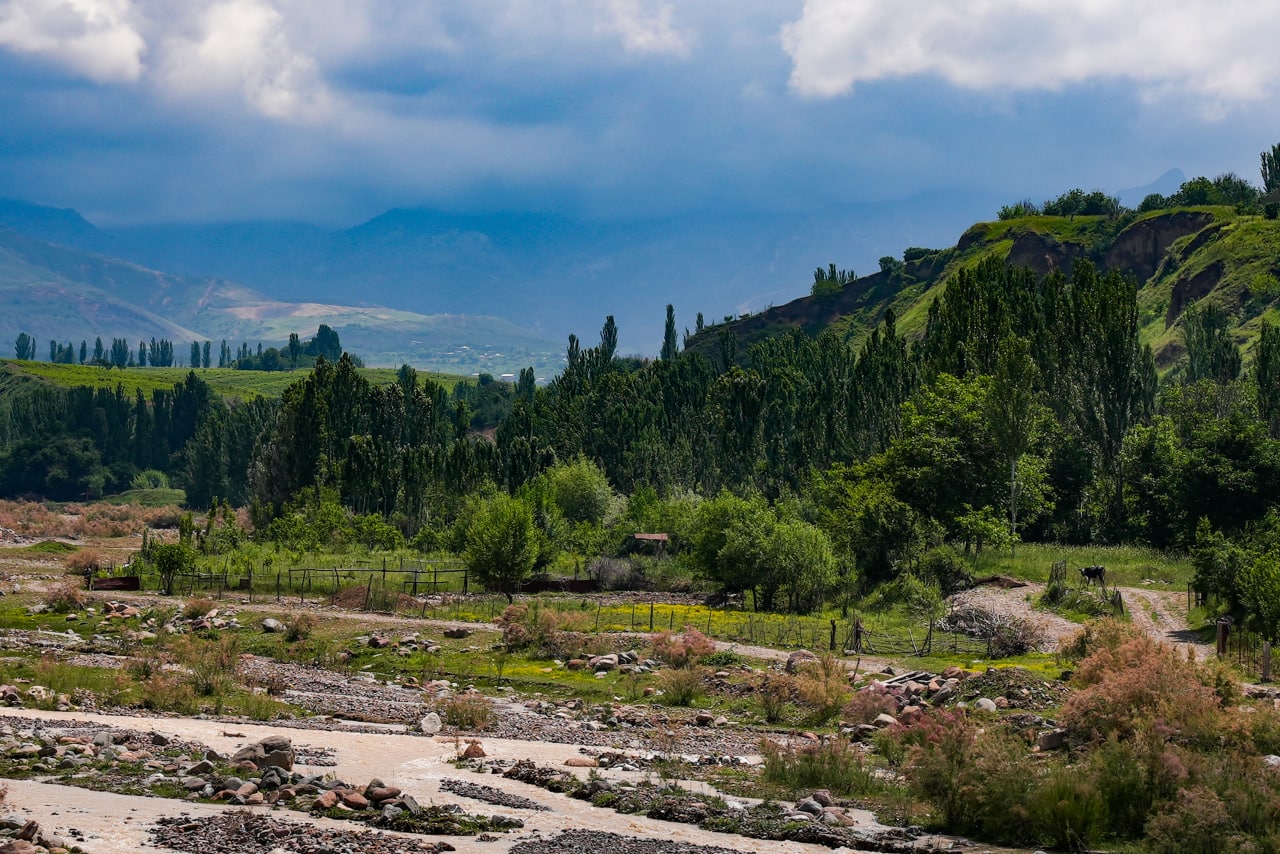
1;0;1280;228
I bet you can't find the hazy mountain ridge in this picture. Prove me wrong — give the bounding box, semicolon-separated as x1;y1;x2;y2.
0;224;561;375
0;193;1007;355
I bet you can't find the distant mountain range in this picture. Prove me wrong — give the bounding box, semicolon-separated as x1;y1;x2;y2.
0;190;1015;359
0;219;562;376
0;174;1193;370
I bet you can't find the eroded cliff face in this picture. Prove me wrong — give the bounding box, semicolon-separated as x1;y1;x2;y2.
1006;232;1087;277
1003;211;1216;282
1167;261;1226;326
1104;211;1216;282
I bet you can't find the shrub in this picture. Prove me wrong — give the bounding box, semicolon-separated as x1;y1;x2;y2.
182;597;216;619
699;649;742;668
757;671;793;723
1084;733;1185;839
131;469;169;490
1028;767;1108;851
651;626;717;667
42;579;87;613
794;653;852;724
286;613;316;642
440;693;494;730
64;548;102;577
906;710;1041;844
1144;786;1240;854
172;634;239;697
657;666;704;706
1063;636;1221;745
761;737;877;796
841;684;898;725
1058;617;1145;662
589;557;646;590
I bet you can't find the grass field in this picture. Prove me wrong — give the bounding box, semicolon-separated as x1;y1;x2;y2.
968;542;1193;588
0;359;468;399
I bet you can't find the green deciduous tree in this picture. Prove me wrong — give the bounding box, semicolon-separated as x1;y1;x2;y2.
546;456;613;525
986;336;1041;551
1240;551;1280;643
464;493;537;601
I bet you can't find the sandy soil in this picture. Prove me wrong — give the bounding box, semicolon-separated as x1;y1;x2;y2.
0;708;844;854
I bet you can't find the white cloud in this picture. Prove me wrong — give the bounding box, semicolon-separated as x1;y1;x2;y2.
781;0;1280;108
600;0;690;57
155;0;329;120
0;0;145;81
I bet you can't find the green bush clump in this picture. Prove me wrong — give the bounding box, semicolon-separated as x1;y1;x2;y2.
761;737;877;797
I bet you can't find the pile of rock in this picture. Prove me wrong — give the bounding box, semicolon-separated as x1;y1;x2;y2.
565;650;654;674
150;810;456;854
363;633;443;657
0;816;82;854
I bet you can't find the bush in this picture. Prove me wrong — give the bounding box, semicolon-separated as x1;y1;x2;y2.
1144;786;1240;854
657;667;704;706
757;671;793;723
1083;733;1185;839
286;613;316;642
841;684;898;725
131;469;169;490
493;603;586;654
906;710;1040;844
1058;617;1145;662
1063;635;1222;745
761;737;877;796
440;693;494;730
172;634;239;698
1028;767;1108;851
651;626;716;667
588;557;647;591
42;579;87;613
794;653;852;724
64;548;102;577
182;597;216;619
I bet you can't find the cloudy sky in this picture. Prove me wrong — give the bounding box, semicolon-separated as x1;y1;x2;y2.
1;0;1279;227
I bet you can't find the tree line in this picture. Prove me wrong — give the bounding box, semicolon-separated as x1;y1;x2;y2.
10;324;347;372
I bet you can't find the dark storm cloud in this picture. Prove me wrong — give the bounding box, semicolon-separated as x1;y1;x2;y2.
0;1;1278;226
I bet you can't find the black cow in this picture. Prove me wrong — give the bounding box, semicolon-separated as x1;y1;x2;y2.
1079;565;1106;589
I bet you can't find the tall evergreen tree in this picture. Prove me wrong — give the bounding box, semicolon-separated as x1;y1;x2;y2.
1256;321;1280;436
661;304;679;360
1183;301;1241;384
14;333;35;360
189;341;201;368
1262;142;1280;194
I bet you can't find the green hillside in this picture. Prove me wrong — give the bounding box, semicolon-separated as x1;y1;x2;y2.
0;359;467;399
687;205;1280;373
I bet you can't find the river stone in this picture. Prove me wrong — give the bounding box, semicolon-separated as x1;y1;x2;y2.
419;712;443;734
975;697;999;713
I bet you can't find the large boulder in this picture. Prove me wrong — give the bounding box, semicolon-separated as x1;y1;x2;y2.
419;713;442;735
785;649;819;674
231;735;294;770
